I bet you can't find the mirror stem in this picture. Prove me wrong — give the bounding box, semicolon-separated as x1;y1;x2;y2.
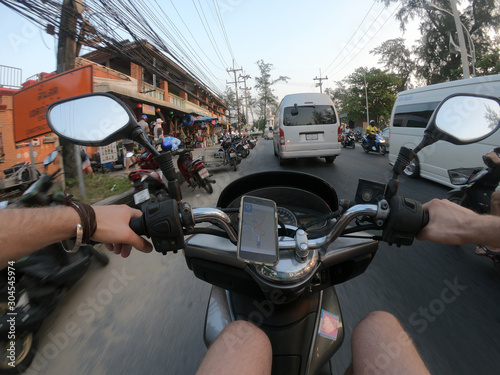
154;152;183;203
413;133;434;155
131;127;183;202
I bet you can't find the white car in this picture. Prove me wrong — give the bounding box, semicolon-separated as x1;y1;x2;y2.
273;93;341;165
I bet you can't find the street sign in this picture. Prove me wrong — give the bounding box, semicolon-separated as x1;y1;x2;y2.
13;65;93;143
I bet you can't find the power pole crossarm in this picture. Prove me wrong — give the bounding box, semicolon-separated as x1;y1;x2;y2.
313;70;328;93
227;60;243;128
239;74;251;124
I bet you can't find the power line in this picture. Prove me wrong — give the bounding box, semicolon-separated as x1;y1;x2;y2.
328;4;401;78
322;0;378;75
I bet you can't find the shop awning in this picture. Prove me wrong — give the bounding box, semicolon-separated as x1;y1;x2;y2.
194;116;217;123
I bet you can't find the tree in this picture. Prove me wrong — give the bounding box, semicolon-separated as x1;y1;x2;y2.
370;38;415;91
377;0;500;83
221;86;238;124
254;60;289;130
334;67;400;127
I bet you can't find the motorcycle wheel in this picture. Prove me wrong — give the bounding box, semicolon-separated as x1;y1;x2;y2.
349;142;355;149
230;159;237;171
0;302;35;374
379;145;387;155
196;173;213;194
363;145;370;153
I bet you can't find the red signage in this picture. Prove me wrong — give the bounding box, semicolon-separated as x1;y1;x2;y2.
13;65;93;143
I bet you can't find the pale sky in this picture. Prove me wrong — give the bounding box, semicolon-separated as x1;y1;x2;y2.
0;0;423;102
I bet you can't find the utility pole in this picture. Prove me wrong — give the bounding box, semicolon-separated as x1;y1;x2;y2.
239;73;251;126
449;0;470;79
313;69;328;93
363;67;370;127
227;60;243;130
57;0;82;185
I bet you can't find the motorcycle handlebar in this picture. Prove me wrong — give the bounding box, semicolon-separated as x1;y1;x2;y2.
129;196;429;253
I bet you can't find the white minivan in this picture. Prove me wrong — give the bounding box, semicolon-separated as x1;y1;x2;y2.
388;74;500;187
273;93;341;165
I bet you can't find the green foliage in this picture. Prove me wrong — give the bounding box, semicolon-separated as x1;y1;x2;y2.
327;68;400;126
254;60;289;121
370;38;416;91
378;0;500;83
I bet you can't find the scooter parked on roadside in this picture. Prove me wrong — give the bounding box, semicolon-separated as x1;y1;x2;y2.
361;132;386;155
447;147;500;271
0;151;109;374
46;92;500;374
173;147;215;194
128;143;170;207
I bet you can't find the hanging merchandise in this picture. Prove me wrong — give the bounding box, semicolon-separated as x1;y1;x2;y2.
182;115;194;127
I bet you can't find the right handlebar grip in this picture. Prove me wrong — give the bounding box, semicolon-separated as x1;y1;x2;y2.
130;216;148;237
382;196;426;246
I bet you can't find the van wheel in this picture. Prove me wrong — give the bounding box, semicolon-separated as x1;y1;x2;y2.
324;156;335;163
403;157;420;178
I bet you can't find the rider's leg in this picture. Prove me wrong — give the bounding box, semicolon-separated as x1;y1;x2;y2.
349;311;429;375
196;320;272;375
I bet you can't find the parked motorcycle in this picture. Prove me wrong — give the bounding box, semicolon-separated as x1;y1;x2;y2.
361;132;386;155
341;133;355;149
0;153;109;374
447;147;500;270
218;137;240;171
46;92;500;374
173;147;215;194
129;146;170;207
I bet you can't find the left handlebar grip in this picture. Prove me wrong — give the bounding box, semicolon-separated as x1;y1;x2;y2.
421;211;429;229
130;216;148;237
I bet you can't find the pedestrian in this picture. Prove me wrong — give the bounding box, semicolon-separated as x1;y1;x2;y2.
122;138;136;173
80;147;95;178
154;118;164;143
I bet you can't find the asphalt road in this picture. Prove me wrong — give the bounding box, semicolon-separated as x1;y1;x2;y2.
30;139;500;375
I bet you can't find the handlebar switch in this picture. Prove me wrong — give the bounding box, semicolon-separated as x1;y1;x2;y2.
382;196;426;246
132;200;184;255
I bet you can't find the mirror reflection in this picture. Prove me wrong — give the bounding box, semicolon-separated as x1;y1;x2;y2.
435;96;500;141
48;95;131;143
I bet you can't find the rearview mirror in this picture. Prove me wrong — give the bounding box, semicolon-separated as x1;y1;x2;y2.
46;93;138;146
425;94;500;145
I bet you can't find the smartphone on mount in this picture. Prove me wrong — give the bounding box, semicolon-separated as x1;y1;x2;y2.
237;196;279;266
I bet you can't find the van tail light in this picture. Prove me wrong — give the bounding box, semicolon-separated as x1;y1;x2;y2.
338;126;341;142
280;128;285;145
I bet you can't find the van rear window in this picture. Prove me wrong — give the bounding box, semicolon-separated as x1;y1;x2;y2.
393;102;440;128
284;105;337;126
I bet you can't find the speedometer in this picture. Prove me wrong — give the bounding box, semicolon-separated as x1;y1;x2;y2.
277;207;298;227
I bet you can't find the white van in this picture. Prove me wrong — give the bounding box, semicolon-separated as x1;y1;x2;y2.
273;93;341;165
388;74;500;187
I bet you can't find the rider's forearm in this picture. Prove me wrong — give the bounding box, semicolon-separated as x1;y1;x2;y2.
0;206;80;267
461;214;500;248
